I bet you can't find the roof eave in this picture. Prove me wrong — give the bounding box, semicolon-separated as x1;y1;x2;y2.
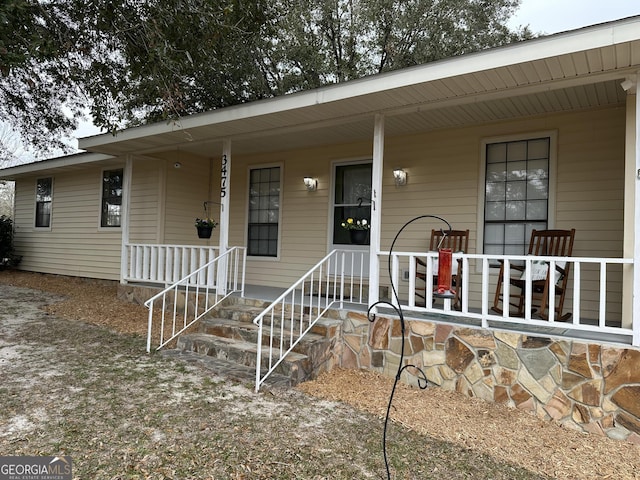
79;15;640;153
0;152;115;180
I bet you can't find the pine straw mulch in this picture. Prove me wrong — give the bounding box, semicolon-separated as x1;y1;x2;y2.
1;270;639;480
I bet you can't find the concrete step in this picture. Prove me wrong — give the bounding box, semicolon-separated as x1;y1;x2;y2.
176;332;312;385
160;349;291;390
303;280;389;300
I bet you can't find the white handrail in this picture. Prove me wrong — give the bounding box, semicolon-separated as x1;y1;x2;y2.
144;246;246;352
254;249;368;392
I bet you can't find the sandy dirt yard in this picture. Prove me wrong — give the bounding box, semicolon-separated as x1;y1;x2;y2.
1;271;639;479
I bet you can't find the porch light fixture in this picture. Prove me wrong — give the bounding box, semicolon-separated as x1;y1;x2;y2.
621;77;636;92
393;168;407;186
303;176;318;191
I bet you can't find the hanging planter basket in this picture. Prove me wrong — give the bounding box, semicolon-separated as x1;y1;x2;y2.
349;229;368;245
195;203;218;239
196;226;213;239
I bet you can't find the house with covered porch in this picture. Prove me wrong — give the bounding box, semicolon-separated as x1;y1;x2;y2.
2;16;640;441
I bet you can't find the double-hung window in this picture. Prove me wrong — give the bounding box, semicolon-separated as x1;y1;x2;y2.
483;137;550;257
101;169;123;227
35;177;52;228
247;166;281;257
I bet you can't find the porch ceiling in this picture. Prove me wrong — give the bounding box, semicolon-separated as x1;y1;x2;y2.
79;18;640;159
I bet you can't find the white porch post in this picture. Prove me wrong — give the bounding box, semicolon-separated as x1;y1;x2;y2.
119;155;133;284
369;114;384;308
623;77;637;329
623;73;640;343
631;76;640;345
217;140;231;294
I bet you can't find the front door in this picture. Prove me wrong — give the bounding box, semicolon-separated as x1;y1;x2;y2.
331;162;372;275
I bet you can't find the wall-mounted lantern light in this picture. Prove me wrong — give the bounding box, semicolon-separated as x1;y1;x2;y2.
393;168;407;186
303;176;318;191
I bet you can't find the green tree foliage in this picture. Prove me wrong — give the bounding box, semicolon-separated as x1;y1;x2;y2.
266;0;532;90
0;0;83;152
0;0;531;153
74;0;277;131
0;215;20;267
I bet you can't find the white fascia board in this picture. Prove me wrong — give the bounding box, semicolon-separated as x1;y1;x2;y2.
0;152;115;179
80;16;640;151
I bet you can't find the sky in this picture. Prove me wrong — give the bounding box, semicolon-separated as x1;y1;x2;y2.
508;0;640;34
71;0;640;146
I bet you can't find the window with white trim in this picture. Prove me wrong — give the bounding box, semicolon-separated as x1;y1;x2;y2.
247;166;280;257
101;169;123;227
483;137;550;256
35;177;52;228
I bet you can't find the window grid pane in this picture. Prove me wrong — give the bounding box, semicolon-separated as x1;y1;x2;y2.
35;177;52;228
248;167;280;257
101;169;123;227
484;138;550;255
333;164;372;245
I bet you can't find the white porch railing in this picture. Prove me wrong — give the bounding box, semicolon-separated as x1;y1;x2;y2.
144;246;246;352
383;251;637;345
125;243;220;285
254;249;368;392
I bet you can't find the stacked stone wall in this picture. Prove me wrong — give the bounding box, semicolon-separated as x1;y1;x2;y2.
338;311;640;443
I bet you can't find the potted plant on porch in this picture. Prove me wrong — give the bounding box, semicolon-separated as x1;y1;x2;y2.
195;217;218;239
341;217;370;245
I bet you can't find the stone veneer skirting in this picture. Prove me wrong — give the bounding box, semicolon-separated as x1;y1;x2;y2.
117;283;640;444
336;310;640;444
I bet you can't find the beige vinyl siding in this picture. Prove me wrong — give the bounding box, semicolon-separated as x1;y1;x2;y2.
230;142;371;288
230;129;482;289
230;106;624;322
8;104;625;321
13;163;124;280
554;106;625;318
129;157;162;243
162;153;219;245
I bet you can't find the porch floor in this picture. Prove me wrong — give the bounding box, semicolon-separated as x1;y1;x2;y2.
234;285;632;347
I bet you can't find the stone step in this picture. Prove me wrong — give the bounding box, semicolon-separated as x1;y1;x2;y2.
310;318;343;338
213;304;264;323
160;349;291;390
197;316;339;374
198;317;328;356
214;304;313;324
168;298;344;388
211;304;343;339
176;332;312;385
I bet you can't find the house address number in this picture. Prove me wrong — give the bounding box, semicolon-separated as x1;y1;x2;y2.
221;154;228;197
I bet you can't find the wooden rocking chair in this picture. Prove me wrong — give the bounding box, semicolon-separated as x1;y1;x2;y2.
492;229;575;321
415;229;469;309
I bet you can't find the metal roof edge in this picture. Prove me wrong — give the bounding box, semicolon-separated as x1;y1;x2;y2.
0;152;116;179
79;15;640;151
